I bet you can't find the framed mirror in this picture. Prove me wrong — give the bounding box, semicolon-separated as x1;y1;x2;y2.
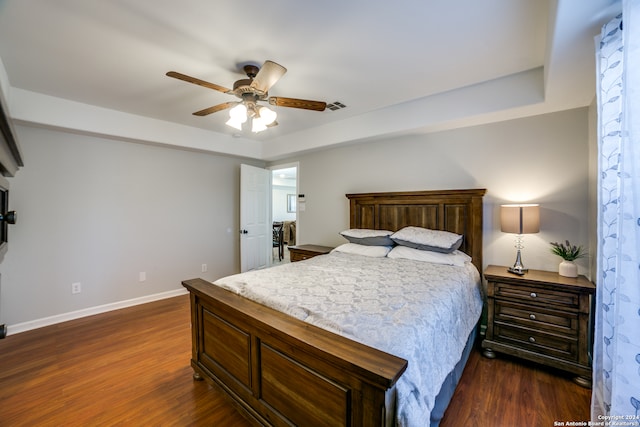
286;194;296;213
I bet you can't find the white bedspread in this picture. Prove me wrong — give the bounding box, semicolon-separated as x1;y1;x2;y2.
213;252;483;427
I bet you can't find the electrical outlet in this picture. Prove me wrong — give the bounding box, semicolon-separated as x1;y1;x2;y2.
201;264;207;273
71;282;81;294
139;272;146;282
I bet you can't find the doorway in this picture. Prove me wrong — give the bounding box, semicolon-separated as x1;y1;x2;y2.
271;164;297;264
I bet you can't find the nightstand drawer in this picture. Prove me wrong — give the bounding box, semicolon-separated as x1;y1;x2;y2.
494;283;580;309
494;323;579;362
290;252;312;262
495;300;578;336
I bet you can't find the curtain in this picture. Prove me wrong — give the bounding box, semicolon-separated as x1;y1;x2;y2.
592;0;640;420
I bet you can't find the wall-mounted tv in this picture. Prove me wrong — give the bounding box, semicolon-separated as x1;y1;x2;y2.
0;176;11;261
0;86;23;178
0;81;21;338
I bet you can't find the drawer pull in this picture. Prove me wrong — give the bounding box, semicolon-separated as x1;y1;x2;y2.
529;336;536;343
529;314;536;320
530;292;537;298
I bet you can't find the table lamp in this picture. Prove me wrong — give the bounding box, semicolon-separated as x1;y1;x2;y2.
501;204;540;275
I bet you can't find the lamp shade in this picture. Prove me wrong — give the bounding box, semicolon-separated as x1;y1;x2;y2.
258;106;277;125
225;116;244;130
251;117;267;133
500;204;540;234
229;103;247;120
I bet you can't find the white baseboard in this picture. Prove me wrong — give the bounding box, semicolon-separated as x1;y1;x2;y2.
6;288;189;336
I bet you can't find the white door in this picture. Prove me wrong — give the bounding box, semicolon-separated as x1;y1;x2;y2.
240;164;271;272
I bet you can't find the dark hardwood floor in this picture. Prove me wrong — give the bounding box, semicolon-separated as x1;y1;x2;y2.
440;343;592;426
0;294;591;426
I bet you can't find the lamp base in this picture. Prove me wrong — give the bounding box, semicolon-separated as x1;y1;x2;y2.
508;248;528;275
507;266;527;276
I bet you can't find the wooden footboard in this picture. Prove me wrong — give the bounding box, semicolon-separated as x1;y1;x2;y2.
183;278;408;427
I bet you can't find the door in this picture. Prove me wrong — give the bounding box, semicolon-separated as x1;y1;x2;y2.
240;164;271;272
271;164;298;250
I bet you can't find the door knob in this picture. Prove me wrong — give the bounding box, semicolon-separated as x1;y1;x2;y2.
0;210;16;224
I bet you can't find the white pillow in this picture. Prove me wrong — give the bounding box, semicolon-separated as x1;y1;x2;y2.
387;245;471;266
391;226;463;253
339;229;394;246
331;243;392;257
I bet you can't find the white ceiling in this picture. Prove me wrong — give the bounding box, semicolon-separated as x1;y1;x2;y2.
0;0;620;161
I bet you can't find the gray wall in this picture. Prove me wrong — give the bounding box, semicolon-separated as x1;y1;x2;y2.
0;125;263;327
283;108;592;275
1;106;593;329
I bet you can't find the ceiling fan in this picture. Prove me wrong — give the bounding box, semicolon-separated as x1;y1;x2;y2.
167;60;326;133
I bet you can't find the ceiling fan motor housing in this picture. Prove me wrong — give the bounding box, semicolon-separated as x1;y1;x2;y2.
233;79;268;100
242;64;260;78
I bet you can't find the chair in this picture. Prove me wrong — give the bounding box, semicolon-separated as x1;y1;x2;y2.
283;220;296;246
272;222;284;261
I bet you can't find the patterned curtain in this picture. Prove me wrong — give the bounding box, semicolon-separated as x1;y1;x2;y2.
592;0;640;420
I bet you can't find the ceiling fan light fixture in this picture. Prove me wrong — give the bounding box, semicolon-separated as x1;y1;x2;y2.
226;116;244;130
251;117;268;133
258;106;277;125
229;103;248;121
226;103;249;130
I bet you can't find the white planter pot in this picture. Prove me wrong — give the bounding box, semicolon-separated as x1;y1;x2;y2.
559;260;578;278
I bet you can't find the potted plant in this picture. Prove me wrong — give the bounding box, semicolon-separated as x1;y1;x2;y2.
550;240;586;277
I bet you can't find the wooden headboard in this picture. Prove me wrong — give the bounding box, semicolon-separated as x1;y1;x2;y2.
346;189;486;272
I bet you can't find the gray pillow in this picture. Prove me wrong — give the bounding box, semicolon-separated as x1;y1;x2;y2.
391;226;463;253
339;229;395;246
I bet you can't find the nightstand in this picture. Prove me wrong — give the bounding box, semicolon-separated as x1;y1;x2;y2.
481;265;595;387
287;244;333;262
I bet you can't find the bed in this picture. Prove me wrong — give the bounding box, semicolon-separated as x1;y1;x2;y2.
182;188;486;426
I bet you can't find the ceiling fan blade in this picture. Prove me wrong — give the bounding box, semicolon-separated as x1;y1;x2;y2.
249;61;287;94
268;97;327;111
166;71;231;93
193;102;237;116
